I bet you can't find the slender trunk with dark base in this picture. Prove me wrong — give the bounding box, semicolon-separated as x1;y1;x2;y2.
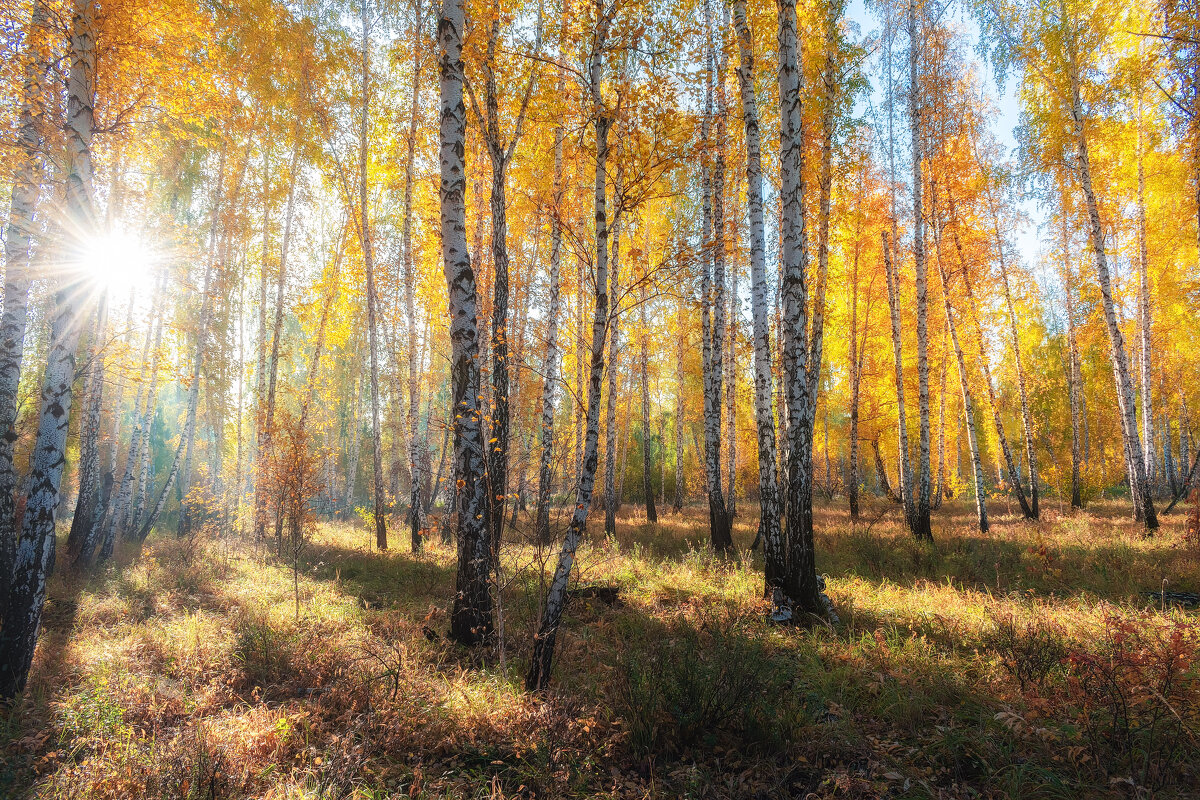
639;283;657;522
361;5;388;550
909;0;932;541
733;0;778;541
0;0;50;609
534;114;564;545
526;6;612;690
441;0;493;643
1068;64;1157;531
0;0;95;698
701;0;731;553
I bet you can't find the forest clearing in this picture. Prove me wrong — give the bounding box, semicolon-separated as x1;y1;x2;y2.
0;501;1197;798
1;0;1200;796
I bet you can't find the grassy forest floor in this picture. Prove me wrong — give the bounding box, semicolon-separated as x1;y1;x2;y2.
1;498;1198;799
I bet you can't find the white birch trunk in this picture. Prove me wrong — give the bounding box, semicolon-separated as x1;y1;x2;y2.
0;0;50;605
733;0;778;540
441;0;493;643
534;110;564;544
526;6;612;689
0;0;95;698
1068;66;1158;531
909;0;932;540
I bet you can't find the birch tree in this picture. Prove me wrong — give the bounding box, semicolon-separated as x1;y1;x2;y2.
526;0;614;689
732;0;778;542
441;0;494;644
0;0;51;606
0;0;96;698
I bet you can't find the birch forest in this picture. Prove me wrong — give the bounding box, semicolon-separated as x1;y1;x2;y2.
0;0;1199;796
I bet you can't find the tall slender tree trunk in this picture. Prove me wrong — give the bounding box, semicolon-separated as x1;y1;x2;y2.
639;282;657;522
441;0;493;643
848;240;863;519
930;179;988;531
486;110;512;554
66;294;108;565
255;144;297;546
882;230;914;519
604;199;623;534
534;107;564;545
0;0;50;607
946;197;1033;520
772;0;830;620
702;0;732;552
1062;214;1083;509
908;0;932;540
0;0;96;698
526;6;612;689
403;3;426;551
1068;64;1157;531
673;291;685;513
361;4;388;550
1136;101;1154;496
136;257;216;542
253;143;271;535
733;0;778;540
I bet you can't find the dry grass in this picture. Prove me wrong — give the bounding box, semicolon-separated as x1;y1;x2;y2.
1;498;1198;798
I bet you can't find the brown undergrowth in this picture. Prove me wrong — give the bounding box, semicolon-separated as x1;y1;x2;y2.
0;499;1197;798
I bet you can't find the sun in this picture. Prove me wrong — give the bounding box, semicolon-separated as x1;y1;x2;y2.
83;231;156;296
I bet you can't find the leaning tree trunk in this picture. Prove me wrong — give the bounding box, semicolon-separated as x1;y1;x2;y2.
937;266;988;532
526;10;612;690
933;318;947;509
732;0;778;541
136;258;217;542
66;294;108;566
0;0;50;609
101;270;167;561
441;0;493;644
931;181;988;531
992;215;1039;517
0;0;95;699
946;202;1034;520
125;276;170;537
1069;67;1157;531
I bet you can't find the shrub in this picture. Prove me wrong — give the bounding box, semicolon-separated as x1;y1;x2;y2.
231;617;295;692
1065;615;1200;792
984;606;1068;692
613;613;800;758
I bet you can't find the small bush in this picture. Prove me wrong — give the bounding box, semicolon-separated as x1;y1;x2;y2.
231;617;295;692
1065;615;1200;792
985;606;1068;692
613;613;799;758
